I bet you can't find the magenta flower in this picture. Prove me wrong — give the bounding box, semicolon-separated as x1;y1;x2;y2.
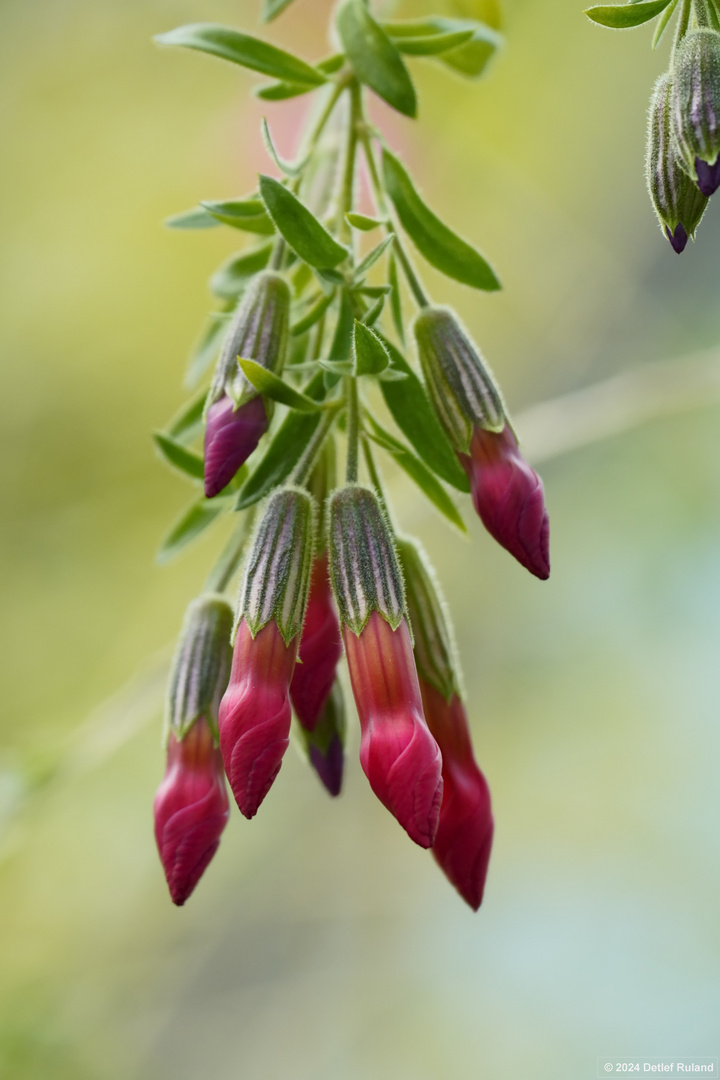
458;423;550;580
290;553;342;733
153;717;230;906
344;612;443;848
419;678;493;911
204;394;268;498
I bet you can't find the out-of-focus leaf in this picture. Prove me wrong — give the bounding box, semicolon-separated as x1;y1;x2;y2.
185;312;230;388
154;24;327;85
366;417;466;531
382;17;501;78
378;337;470;491
353;320;389;376
652;0;678;46
354;234;395;279
238;359;322;411
319;359;353;375
167;388;208;442
261;118;310;179
165;206;221;229
584;0;671;27
255;80;313;101
387;252;404;343
393;29;475;55
156;497;229;563
336;1;417;117
200;197;275;234
261;0;298;22
236;372;328;507
317;54;345;74
292;289;335;336
259;175;349;268
153;432;204;480
382;148;500;291
362;293;386;327
209;243;273;298
346;212;385;231
329;288;355;360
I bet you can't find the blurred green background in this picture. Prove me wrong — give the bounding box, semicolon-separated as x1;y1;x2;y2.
1;0;719;1077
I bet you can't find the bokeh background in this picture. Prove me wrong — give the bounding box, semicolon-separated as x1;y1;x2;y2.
1;0;719;1077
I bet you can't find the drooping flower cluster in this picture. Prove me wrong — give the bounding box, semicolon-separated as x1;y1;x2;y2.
151;0;550;911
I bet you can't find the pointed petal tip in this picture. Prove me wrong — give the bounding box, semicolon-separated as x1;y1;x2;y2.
666;223;688;254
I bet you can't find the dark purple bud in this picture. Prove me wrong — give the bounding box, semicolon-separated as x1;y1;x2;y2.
309;734;344;798
203;394;268;498
694;155;720;196
665;222;688;253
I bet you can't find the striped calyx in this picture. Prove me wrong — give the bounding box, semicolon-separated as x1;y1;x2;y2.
647;72;708;252
671;31;720;180
235;486;315;646
208;271;291;410
413;306;505;454
166;594;234;742
397;538;460;704
328;486;405;636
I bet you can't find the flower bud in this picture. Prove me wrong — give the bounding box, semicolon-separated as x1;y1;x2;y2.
219;487;315;818
459;423;550;580
399;539;493;910
298;680;346;797
646;72;709;253
290;552;343;732
154;717;230;906
165;594;234;742
671;30;720;195
204;271;290;497
328;486;443;848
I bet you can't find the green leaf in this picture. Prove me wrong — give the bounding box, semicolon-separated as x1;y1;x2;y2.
153;432;204;481
292;289;335;336
259;175;349;268
255;81;314;101
377;337;469;491
354;234;395;279
317;54;345;75
346;212;385;231
318;359;354;375
329;288;355;361
353;320;389;376
366;418;466;532
185;312;230;388
362;292;386;327
236;372;328;508
652;0;678;45
393;29;475;55
382;17;502;79
200;197;275;234
238;358;322;411
382;148;500;291
336;1;417;118
261;0;298;22
209;243;273;298
584;0;671;27
165;206;221;230
154;23;327;86
157;497;229;563
377;366;407;381
387;252;404;343
261;119;310;180
167;388;208;442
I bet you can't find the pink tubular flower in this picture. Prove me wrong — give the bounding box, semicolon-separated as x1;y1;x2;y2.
344;612;443;848
290;553;342;733
204;394;268;498
458;423;550;581
419;678;494;911
153;717;230;907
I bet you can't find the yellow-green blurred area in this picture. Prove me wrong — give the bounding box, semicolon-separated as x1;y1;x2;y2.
1;0;719;1076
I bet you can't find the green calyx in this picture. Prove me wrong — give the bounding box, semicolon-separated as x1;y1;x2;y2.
165;594;234;743
671;29;720;177
646;71;708;241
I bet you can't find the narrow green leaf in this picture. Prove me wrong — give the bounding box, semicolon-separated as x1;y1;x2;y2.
329;288;355;361
315;268;346;289
165;206;221;230
377;366;407;381
366;418;466;532
387;252;404;343
353;320;389;376
317;54;345;75
377;337;469;491
358;284;392;297
200;198;275;234
651;0;678;44
255;81;313;101
346;212;385;231
185;312;230;388
382;148;500;291
261;0;298;22
236;372;328;507
382;17;502;79
336;1;417;118
261;118;309;178
361;292;386;327
393;29;475;56
354;234;395;279
584;0;671;27
238;358;322;411
209;243;273;298
153;432;204;481
259;175;349;268
318;359;354;375
167;388;208;442
292;289;335;336
157;497;229;563
154;23;327;86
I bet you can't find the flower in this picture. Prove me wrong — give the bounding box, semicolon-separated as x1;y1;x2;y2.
290;553;342;733
299;681;346;797
458;423;550;580
204;394;268;498
218;487;315;818
154;717;230;906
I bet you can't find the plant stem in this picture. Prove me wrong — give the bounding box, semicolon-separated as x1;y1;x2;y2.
291;408;337;486
269;236;286;270
361;434;385;498
673;0;692;46
336;80;361;243
345;376;360;483
204;509;256;594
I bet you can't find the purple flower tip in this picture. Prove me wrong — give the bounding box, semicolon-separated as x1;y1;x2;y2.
309;736;344;797
694;157;720;197
204;395;268;499
665;223;688;254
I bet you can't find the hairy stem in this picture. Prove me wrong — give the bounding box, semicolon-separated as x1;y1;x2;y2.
345;376;360;483
204;509;256;594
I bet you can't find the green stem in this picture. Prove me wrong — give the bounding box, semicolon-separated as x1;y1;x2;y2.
673;0;692;46
336;80;361;243
361;434;385;498
291;408;337;486
204;509;256;594
269;236;286;270
345;376;360;483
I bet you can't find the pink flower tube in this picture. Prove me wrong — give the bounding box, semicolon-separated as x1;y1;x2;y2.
419;678;494;911
290;553;342;733
153;717;230;906
344;612;443;848
458;423;550;581
204;394;268;499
